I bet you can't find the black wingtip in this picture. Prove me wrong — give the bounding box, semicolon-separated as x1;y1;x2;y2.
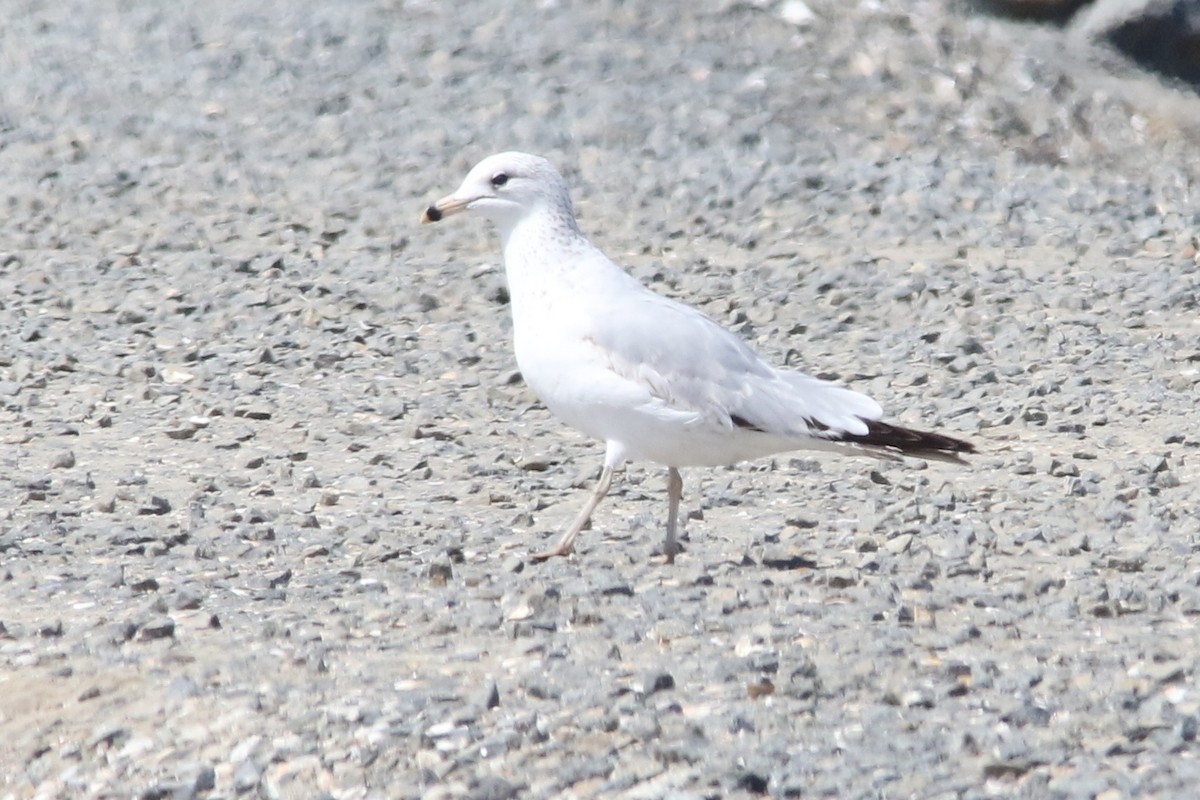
838;419;975;462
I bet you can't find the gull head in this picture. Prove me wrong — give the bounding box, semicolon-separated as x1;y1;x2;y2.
420;151;574;233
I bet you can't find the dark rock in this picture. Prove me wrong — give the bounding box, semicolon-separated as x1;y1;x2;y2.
136;617;176;642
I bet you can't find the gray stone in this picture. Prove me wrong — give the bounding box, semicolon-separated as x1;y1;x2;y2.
135;617;176;642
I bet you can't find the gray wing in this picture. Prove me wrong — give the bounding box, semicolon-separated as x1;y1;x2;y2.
585;289;884;439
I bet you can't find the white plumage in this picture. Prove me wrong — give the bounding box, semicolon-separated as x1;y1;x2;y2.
421;152;973;561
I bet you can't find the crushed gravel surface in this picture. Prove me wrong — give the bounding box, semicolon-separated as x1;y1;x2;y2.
2;0;1200;797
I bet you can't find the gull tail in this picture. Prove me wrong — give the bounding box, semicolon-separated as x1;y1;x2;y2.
835;419;976;465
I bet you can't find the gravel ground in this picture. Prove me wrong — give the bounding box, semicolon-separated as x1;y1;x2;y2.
3;0;1200;798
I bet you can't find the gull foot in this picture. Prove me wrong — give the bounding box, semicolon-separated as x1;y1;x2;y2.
528;544;573;563
654;541;685;564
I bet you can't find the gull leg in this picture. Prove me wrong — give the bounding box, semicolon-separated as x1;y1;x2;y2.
661;467;684;563
530;465;614;562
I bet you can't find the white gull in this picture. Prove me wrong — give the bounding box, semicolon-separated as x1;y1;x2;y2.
421;152;974;562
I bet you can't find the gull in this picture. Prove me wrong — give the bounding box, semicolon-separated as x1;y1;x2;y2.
420;152;974;562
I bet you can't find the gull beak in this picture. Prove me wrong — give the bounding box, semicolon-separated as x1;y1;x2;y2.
420;194;470;224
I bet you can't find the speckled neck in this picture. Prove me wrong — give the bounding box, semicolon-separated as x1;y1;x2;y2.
499;204;585;276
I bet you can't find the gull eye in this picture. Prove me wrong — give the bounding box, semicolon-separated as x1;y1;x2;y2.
490;172;509;188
